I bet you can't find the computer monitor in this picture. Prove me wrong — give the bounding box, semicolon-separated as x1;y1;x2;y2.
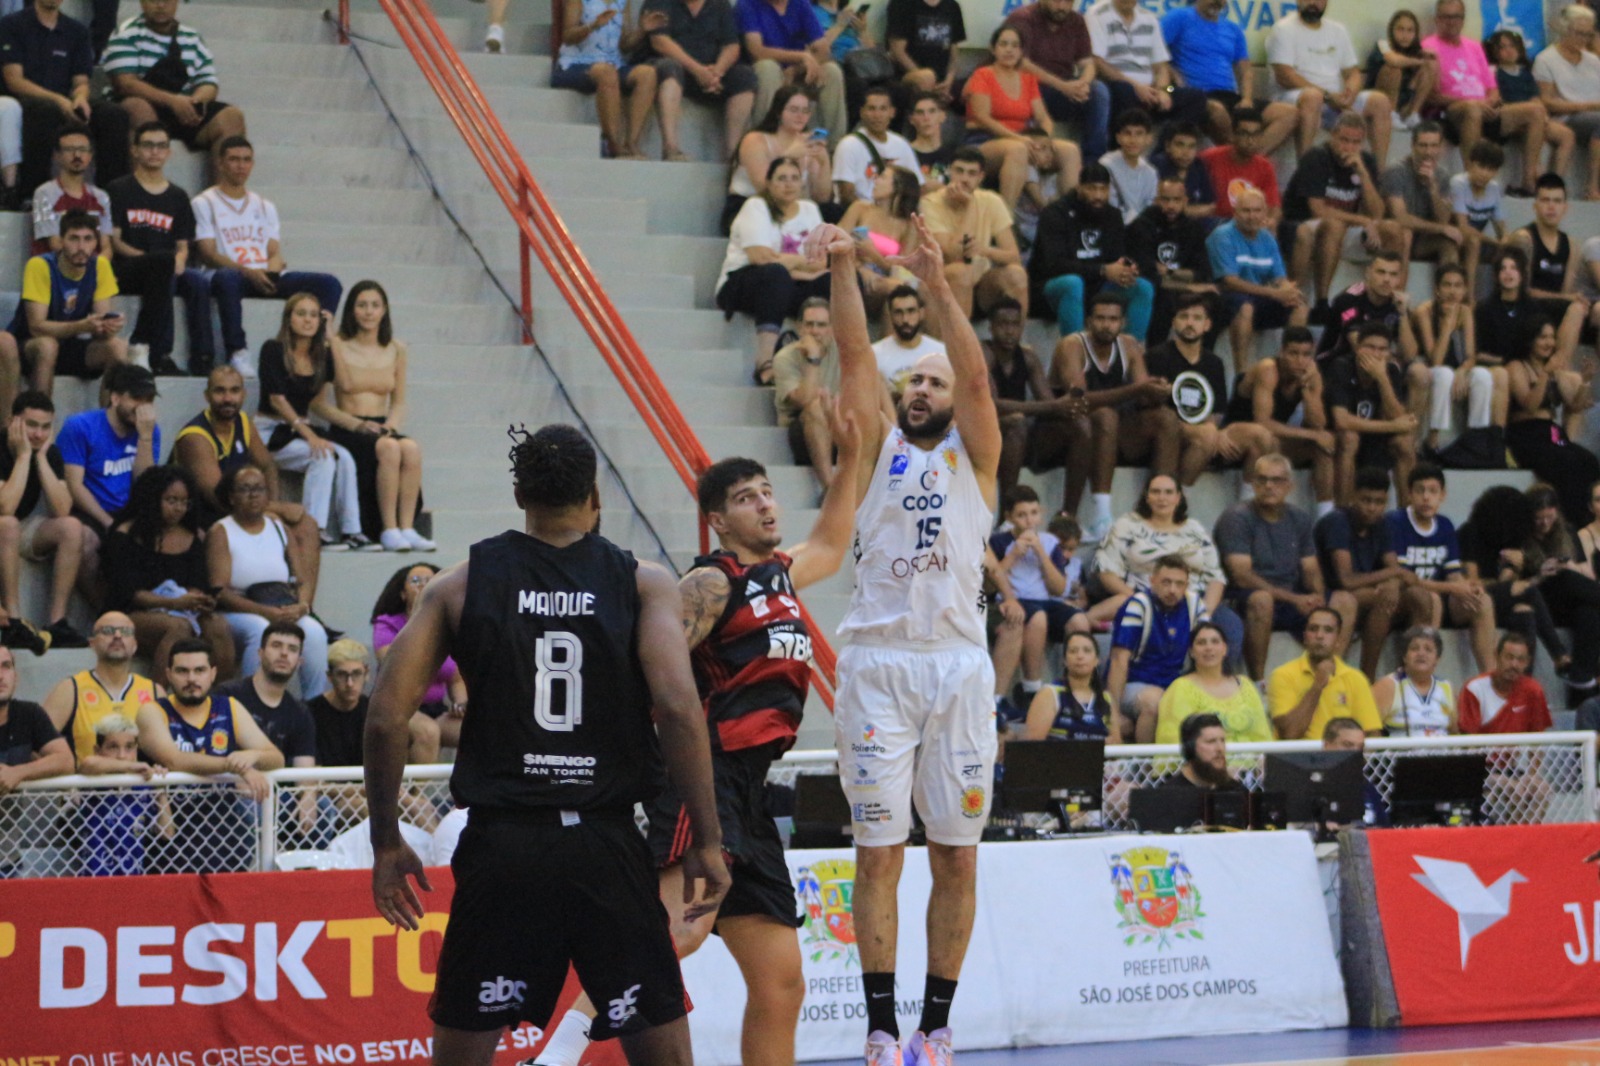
1127;787;1206;833
1002;740;1105;829
790;772;854;849
1264;750;1367;825
1389;753;1489;827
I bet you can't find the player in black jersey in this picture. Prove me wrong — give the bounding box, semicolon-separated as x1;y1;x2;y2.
532;401;861;1066
365;424;731;1066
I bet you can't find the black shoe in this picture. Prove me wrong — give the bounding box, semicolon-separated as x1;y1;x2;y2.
1308;301;1332;327
151;355;184;376
44;619;88;649
2;619;50;656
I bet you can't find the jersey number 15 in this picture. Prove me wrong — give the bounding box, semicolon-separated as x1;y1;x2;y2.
534;631;584;732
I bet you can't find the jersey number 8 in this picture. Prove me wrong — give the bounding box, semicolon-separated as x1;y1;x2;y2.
534;631;584;732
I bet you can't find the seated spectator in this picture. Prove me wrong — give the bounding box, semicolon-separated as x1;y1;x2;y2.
1092;473;1230;634
1102;108;1157;224
2;210;128;406
0;0;127;197
832;86;920;208
1266;606;1381;739
739;0;847;151
1476;247;1542;366
1107;554;1205;743
716;157;828;387
58;364;159;537
1052;291;1174;541
725;87;833;234
102;466;235;684
1030;163;1154;341
1381;120;1471;285
553;0;658;161
1499;485;1600;704
920;147;1029;318
838;163;921;310
1199;106;1281;224
108;121;212;378
1370;625;1457;734
1206;188;1307;366
1148;122;1215;220
1014;130;1080;252
42;610;161;763
1267;0;1393;163
1413;264;1505;458
102;0;246;163
327;280;434;553
1458;631;1551;733
1161;0;1293;148
1004;0;1110;161
191;137;343;380
1534;6;1600;201
872;283;944;395
206;465;329;698
885;0;963;98
1506;316;1600;528
1161;712;1244;790
1508;174;1593;361
1364;9;1436;131
30;125;109;256
1314;466;1407;678
641;0;757;162
311;638;441;769
1155;622;1271;743
1489;29;1576;185
1129;177;1216;345
372;562;467;749
1217;454;1356;680
773;296;842;488
1315;252;1418;364
1282;114;1401;318
1223;328;1336;512
983;296;1059;500
988;485;1084;710
1459;484;1574;684
1422;0;1545;196
1022;630;1114;741
1449;139;1506;283
258;295;365;550
1323;323;1416;505
962;26;1077;214
0;644;72;793
0;391;86;648
1388;462;1496;672
73;711;175;876
1321;716;1390;825
906;90;954;191
810;0;873;64
1087;0;1207;133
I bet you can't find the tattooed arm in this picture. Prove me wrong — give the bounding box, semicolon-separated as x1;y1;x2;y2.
680;566;732;650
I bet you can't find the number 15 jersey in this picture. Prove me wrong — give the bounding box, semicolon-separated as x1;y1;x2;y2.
840;426;989;648
453;530;663;814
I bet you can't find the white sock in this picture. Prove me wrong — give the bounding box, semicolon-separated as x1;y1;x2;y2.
1316;500;1335;519
1021;678;1042;693
1092;494;1112;522
534;1010;591;1066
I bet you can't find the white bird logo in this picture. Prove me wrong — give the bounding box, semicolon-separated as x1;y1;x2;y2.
1412;855;1528;968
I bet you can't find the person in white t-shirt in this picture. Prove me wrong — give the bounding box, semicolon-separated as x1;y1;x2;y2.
871;284;947;395
831;85;921;206
190;137;342;381
1534;6;1600;201
1267;0;1393;163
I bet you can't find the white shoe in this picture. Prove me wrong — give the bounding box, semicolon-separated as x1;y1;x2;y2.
229;347;257;378
864;1031;902;1066
485;23;504;52
401;528;437;552
380;528;411;552
128;343;150;370
1082;514;1113;544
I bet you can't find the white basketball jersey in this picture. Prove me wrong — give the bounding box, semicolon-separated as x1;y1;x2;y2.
840;426;989;647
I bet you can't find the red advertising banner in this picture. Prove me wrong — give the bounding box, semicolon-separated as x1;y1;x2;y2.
0;868;625;1066
1367;824;1600;1026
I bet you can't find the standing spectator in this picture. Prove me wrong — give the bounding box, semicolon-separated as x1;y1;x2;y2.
716;157;828;387
987;485;1082;711
1315;252;1419;365
1534;6;1600;201
1476;247;1541;366
1380;120;1471;284
191;137;343;380
984;296;1058;501
553;0;659;161
0;0;128;197
107;121;210;378
42;610;160;763
1449;140;1506;285
102;0;247;163
1198;106;1281;223
1413;264;1505;458
1106;554;1204;742
1030;163;1154;340
1004;0;1111;162
642;0;757;162
1267;0;1393;163
1021;631;1113;741
1101;108;1157;224
1489;30;1576;185
1224;329;1336;513
1388;463;1497;673
0;391;86;647
1087;0;1207;132
1149;122;1215;220
1206;188;1307;366
258;295;365;550
372;562;469;750
1129;177;1215;345
1509;174;1592;361
885;0;963;98
725;87;832;233
871;284;944;394
960;26;1077;215
1323;322;1416;506
1266;606;1381;738
739;0;847;150
1506;315;1600;527
30;125;109;256
1365;9;1437;131
101;466;234;686
1421;0;1545;196
1371;625;1457;734
907;89;954;190
58;364;159;535
773;297;841;487
919;147;1029;318
1458;631;1551;733
3;210;128;405
1314;466;1407;678
1154;622;1272;743
831;86;920;207
0;646;72;794
206;464;329;698
1161;0;1294;148
326;280;433;553
1091;472;1231;636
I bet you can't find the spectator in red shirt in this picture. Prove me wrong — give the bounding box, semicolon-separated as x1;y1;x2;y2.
1200;106;1281;224
1459;632;1552;734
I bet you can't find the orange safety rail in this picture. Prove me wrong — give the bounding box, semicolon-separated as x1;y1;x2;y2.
341;0;838;708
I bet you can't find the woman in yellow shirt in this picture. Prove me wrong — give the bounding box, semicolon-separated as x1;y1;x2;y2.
1155;622;1273;744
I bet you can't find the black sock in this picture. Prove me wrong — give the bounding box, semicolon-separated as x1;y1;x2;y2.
864;971;898;1037
919;975;958;1034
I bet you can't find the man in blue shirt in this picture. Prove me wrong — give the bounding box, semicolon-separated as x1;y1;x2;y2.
1207;187;1307;365
1107;555;1203;742
57;364;160;535
1314;466;1407;678
737;0;845;149
1160;0;1295;147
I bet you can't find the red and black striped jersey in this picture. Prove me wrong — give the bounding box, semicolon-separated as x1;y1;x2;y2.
691;550;813;753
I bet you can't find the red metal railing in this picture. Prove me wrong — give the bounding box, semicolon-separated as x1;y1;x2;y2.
338;0;838;708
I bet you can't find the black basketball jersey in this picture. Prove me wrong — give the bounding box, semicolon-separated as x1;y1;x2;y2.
451;530;662;813
1524;223;1571;294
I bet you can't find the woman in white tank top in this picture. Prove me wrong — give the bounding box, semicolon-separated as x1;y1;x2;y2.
1370;626;1457;736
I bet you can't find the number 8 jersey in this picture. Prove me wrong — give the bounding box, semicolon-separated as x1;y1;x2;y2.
841;427;990;647
452;529;663;813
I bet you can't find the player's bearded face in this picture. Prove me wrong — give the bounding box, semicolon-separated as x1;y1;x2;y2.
897;390;954;440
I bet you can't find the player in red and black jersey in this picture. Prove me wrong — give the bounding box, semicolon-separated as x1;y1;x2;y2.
533;402;861;1066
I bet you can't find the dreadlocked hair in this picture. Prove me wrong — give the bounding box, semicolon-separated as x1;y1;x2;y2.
508;423;597;510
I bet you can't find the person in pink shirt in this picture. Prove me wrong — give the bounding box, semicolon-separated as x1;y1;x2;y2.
371;562;466;747
1422;0;1546;193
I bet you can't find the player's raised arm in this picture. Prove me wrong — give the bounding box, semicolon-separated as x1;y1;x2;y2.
810;223;886;502
791;394;861;590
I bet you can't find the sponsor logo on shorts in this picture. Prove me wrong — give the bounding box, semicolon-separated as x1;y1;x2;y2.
853;801;893;823
607;984;641;1029
961;763;982;778
961;785;987;819
852;725;887;755
478;976;527;1013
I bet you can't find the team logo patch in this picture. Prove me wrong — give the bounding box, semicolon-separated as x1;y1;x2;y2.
960;784;986;818
889;453;910;476
210;729;229;754
942;446;959;474
797;859;858;965
1110;846;1204;950
83;690;99;705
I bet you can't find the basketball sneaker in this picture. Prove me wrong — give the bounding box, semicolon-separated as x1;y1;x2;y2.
904;1027;953;1066
865;1030;903;1066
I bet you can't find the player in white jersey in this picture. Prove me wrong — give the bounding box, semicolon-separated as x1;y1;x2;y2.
818;215;1001;1066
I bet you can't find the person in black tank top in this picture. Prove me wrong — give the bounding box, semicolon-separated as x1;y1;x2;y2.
1222;330;1337;509
981;298;1065;507
364;424;730;1063
1513;176;1593;366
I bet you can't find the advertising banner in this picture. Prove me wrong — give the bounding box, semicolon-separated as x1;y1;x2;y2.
1367;824;1600;1027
